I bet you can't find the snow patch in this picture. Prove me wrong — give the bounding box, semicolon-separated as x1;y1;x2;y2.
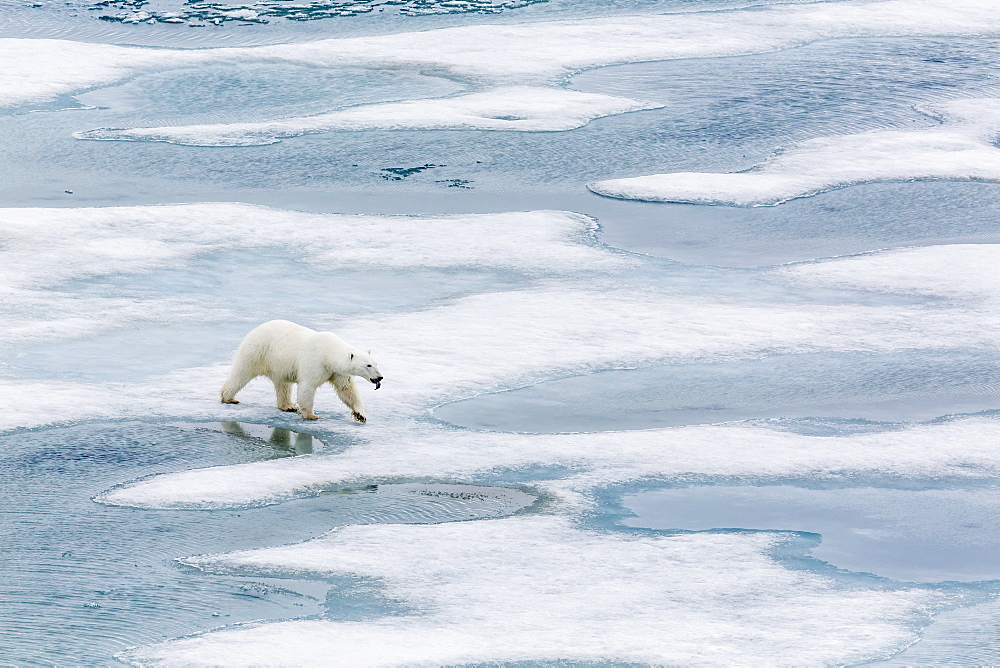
0;204;620;347
589;98;1000;205
74;88;662;145
776;243;1000;301
120;516;941;666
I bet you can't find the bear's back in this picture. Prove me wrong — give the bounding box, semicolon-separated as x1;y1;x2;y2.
237;320;314;376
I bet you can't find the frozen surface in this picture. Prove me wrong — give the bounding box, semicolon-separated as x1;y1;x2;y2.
0;420;534;664
75;87;662;145
0;204;618;350
8;0;1000;663
877;599;1000;664
123;516;942;666
0;204;612;283
776;243;1000;300
589;98;1000;205
97;411;1000;511
624;484;1000;582
435;349;1000;432
5;0;1000;109
594;181;1000;268
9;38;1000;215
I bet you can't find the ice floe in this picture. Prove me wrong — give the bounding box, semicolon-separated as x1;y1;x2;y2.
0;204;615;287
0;203;622;349
589;98;1000;205
5;0;1000;109
74;88;662;146
776;243;1000;301
88;238;1000;509
120;515;942;666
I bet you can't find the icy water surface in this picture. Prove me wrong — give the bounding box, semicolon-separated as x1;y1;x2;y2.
436;349;1000;433
623;483;1000;582
0;421;535;664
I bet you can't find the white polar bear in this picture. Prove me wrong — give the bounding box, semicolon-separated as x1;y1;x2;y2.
220;320;383;422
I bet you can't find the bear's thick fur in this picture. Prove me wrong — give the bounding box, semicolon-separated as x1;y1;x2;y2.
220;320;382;422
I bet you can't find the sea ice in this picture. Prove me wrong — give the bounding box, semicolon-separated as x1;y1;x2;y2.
74;87;662;146
775;243;1000;301
589;98;1000;205
89;238;1000;510
97;390;1000;509
121;516;942;666
4;0;1000;109
0;204;621;349
0;204;615;285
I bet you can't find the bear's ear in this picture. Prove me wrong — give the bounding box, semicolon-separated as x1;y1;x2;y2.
350;353;354;360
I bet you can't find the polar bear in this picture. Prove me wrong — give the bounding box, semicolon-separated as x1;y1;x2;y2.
220;320;383;422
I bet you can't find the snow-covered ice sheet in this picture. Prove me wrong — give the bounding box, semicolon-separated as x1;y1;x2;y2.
0;204;614;283
776;243;1000;301
4;231;994;508
5;0;1000;110
121;516;941;666
0;204;621;347
17;274;998;435
4;203;1000;663
74;87;662;146
589;98;1000;205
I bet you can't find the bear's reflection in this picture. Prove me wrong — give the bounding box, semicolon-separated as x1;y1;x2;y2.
219;421;318;455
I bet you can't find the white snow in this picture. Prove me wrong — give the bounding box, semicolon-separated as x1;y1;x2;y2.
119;516;941;666
74;88;662;145
0;204;620;348
589;98;1000;205
776;243;1000;301
4;0;1000;109
0;39;204;109
0;204;615;286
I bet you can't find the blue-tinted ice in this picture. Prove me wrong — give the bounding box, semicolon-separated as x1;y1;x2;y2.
6;1;1000;664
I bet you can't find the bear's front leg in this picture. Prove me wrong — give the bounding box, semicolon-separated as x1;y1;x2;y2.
332;373;366;423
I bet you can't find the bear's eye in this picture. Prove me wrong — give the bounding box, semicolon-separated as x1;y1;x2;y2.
367;364;372;367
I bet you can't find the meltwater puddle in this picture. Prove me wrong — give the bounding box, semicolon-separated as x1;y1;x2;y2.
0;420;534;665
435;349;1000;433
621;483;1000;583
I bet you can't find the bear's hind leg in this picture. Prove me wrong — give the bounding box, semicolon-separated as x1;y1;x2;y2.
273;380;298;412
296;381;321;420
332;373;366;423
220;365;257;404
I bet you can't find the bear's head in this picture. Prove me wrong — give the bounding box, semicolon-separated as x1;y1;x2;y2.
350;350;383;390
